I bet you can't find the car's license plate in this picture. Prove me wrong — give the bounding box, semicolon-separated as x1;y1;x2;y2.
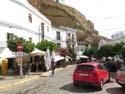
79;73;88;76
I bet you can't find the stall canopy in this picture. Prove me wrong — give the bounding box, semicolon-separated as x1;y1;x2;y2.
30;48;46;56
54;55;64;62
77;55;89;59
0;48;16;59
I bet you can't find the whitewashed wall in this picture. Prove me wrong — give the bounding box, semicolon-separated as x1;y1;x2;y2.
0;0;51;47
51;26;77;51
51;27;67;48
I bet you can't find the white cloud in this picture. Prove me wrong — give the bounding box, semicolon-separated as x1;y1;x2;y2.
65;0;125;39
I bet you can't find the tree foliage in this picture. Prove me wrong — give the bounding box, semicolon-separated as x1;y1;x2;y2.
24;41;35;53
97;42;125;58
7;37;35;53
36;40;57;52
83;46;97;57
121;47;125;58
68;47;76;58
98;44;114;58
112;42;125;55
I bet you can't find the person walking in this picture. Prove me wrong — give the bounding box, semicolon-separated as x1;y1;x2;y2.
115;60;122;70
51;58;56;76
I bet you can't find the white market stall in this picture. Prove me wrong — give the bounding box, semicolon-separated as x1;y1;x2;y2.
30;48;46;56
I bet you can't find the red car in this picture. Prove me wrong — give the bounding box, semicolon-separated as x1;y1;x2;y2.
73;62;110;90
116;65;125;88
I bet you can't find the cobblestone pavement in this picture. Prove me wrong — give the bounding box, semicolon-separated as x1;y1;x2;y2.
0;65;125;94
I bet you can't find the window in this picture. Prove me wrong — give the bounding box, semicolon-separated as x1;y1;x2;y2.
41;23;44;41
57;32;60;40
67;33;70;41
68;33;70;38
7;33;14;40
28;13;32;23
98;64;107;70
39;22;44;41
57;43;61;48
77;65;95;71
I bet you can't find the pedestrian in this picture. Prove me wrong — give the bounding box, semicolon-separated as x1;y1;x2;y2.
115;60;122;70
51;58;56;76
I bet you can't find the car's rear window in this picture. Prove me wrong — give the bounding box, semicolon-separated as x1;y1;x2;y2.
76;65;95;71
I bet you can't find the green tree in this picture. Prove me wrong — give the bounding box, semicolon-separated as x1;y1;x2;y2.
68;47;76;59
7;37;35;53
120;43;125;65
83;46;97;57
36;40;57;52
98;44;114;58
24;41;35;53
7;39;16;52
112;42;125;55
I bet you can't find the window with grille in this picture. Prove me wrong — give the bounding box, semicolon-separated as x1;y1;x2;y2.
57;31;60;40
7;33;14;40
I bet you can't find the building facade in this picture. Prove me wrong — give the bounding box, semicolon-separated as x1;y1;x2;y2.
51;26;77;52
0;0;51;49
98;31;125;48
0;0;53;72
0;0;78;72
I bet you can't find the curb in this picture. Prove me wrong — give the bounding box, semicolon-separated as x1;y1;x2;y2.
0;75;39;90
0;65;75;90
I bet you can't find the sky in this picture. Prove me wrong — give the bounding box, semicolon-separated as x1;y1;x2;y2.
65;0;125;39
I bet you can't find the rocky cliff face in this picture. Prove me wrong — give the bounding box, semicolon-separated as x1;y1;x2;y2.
28;0;100;46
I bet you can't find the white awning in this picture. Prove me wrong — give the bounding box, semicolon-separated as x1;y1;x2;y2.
30;48;46;56
0;48;16;58
77;55;88;59
54;55;64;62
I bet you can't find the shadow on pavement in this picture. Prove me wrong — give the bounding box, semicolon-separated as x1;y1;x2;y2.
60;83;100;93
106;87;125;94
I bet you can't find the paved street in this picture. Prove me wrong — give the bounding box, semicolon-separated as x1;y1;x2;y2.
0;65;125;94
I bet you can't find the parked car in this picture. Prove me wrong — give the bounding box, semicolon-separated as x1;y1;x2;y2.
116;65;125;88
104;61;117;72
73;62;110;90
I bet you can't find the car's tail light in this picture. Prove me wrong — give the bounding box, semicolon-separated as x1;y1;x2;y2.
92;71;98;77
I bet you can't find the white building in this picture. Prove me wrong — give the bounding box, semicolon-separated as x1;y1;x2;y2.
0;0;78;72
99;31;125;48
51;26;77;51
0;0;52;71
0;0;51;50
51;27;67;48
111;31;125;40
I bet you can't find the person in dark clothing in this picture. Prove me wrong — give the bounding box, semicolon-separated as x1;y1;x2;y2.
115;60;122;70
51;58;56;76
